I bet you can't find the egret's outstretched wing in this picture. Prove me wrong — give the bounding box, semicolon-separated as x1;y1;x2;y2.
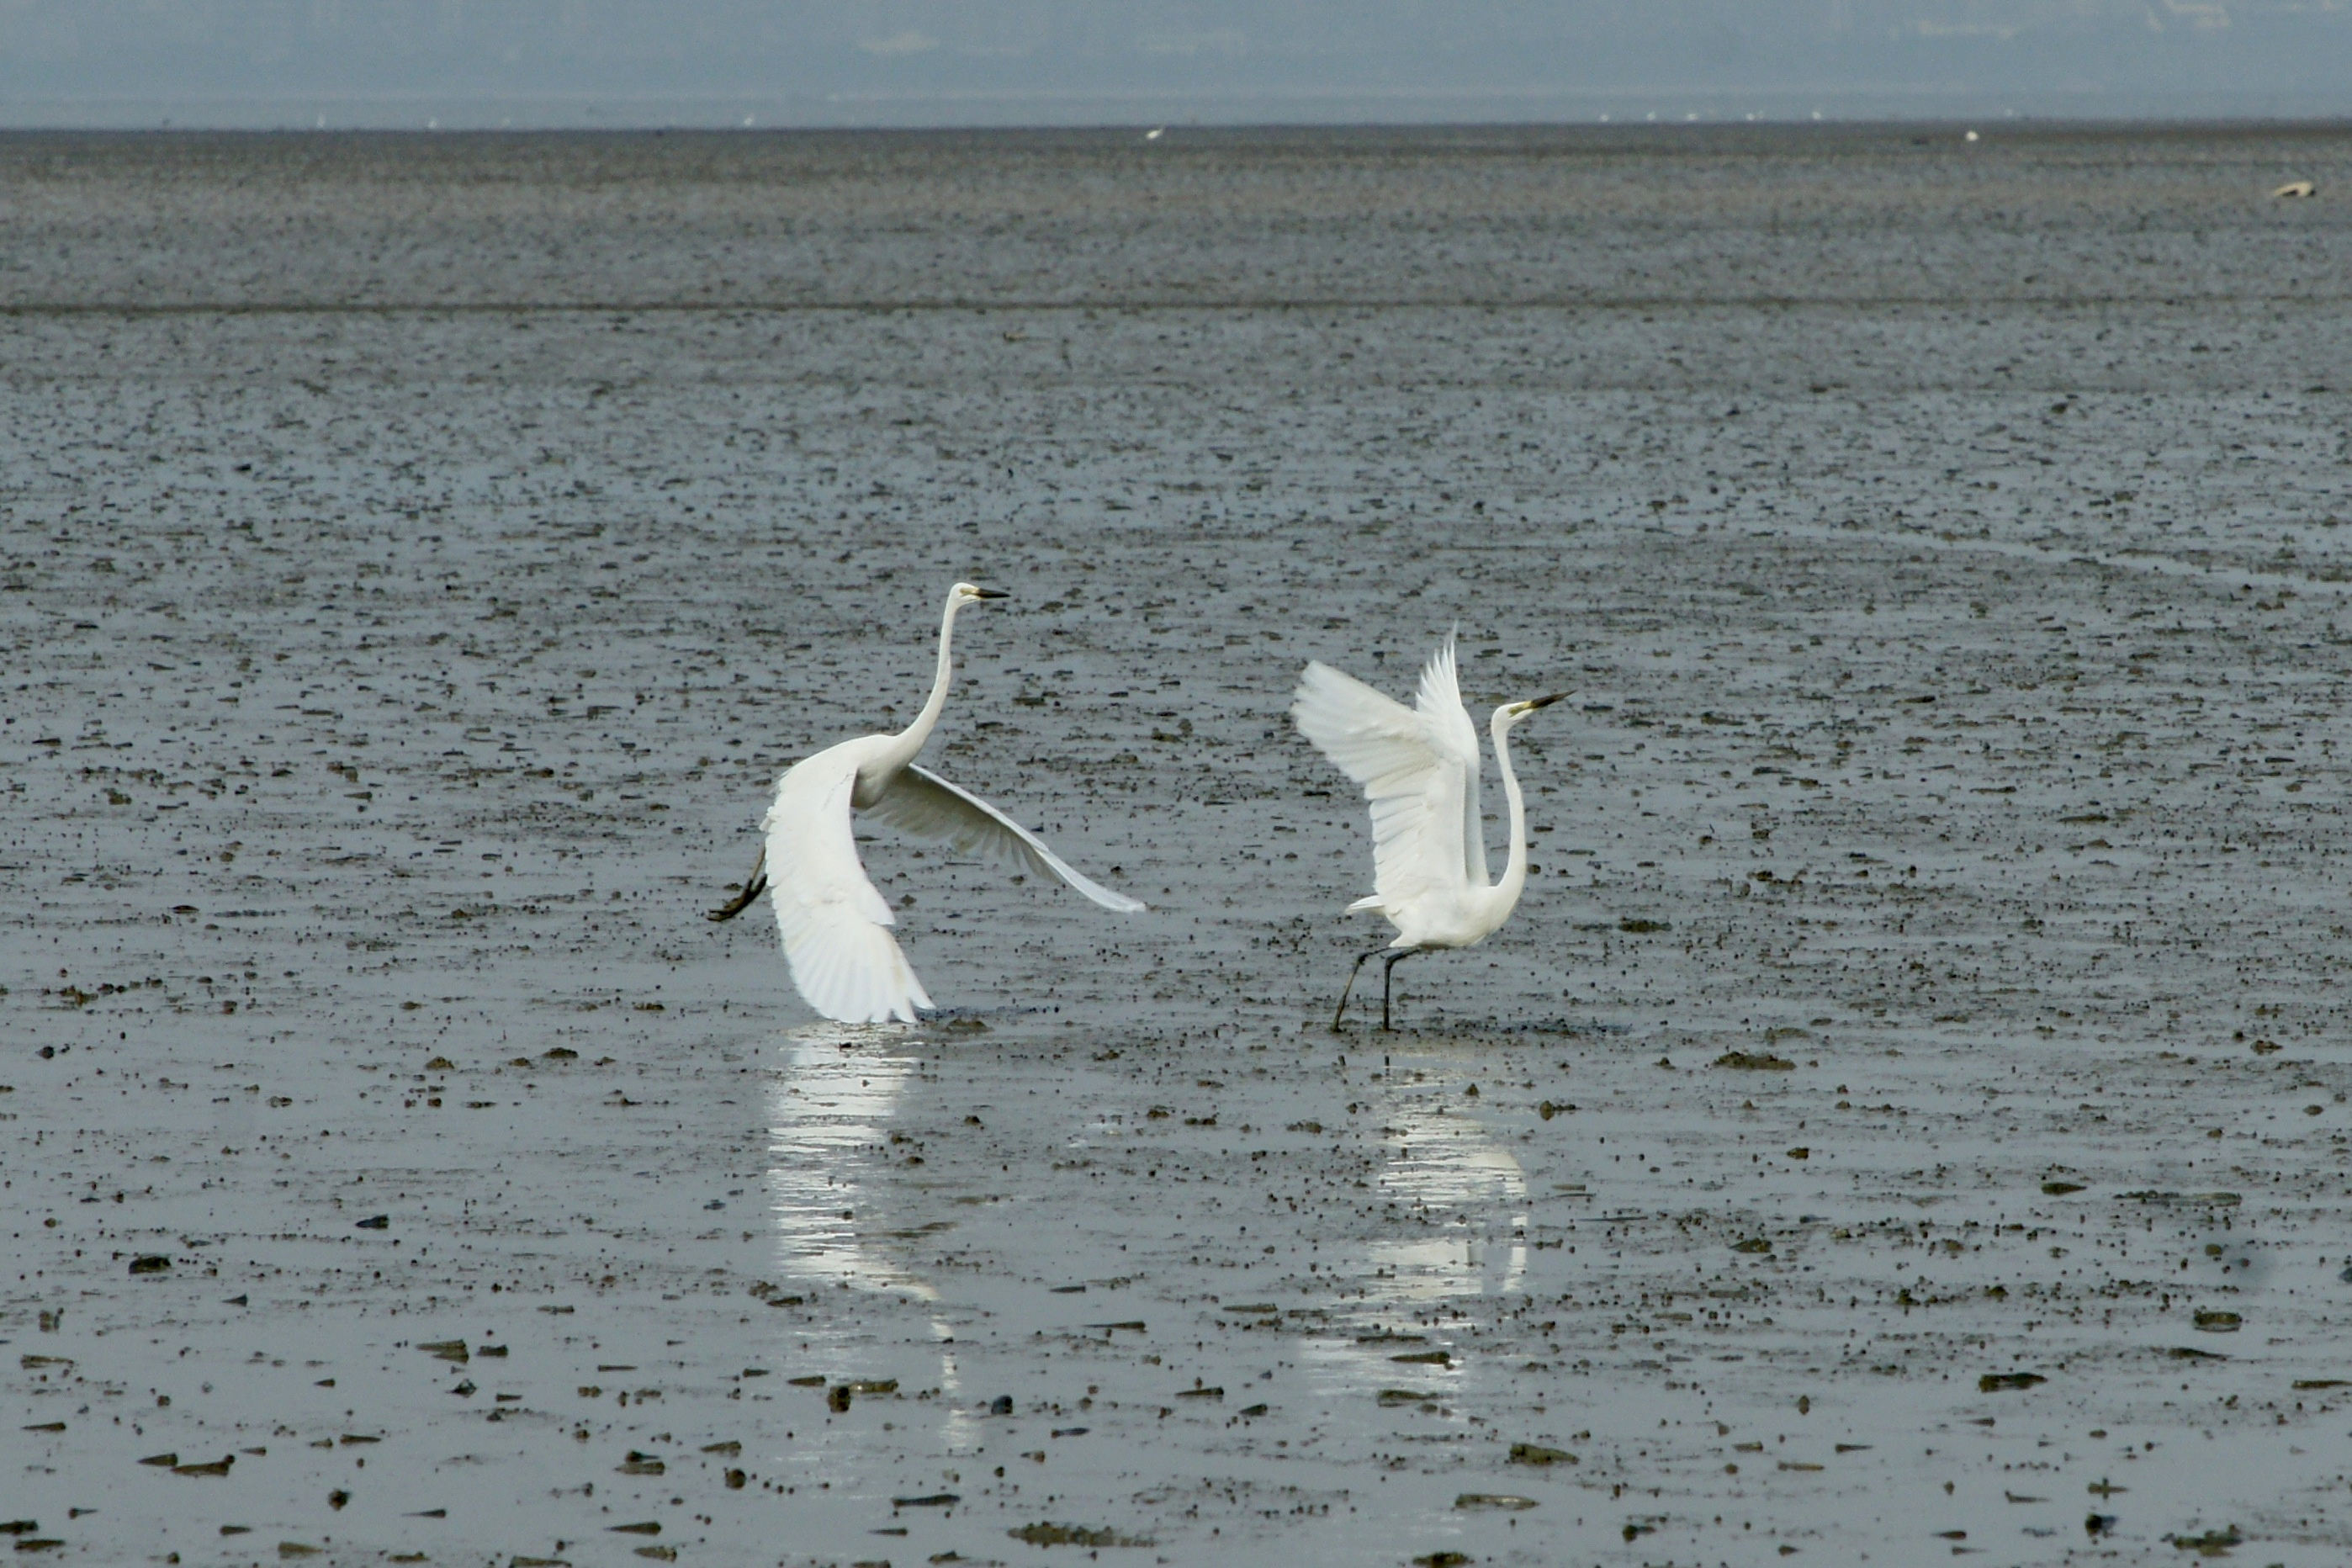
760;752;932;1024
1413;636;1489;886
864;765;1146;913
1291;646;1478;913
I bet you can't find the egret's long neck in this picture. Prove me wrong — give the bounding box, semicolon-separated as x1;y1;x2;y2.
869;593;964;780
1487;709;1533;915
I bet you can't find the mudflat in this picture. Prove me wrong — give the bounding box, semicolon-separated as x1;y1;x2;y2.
4;124;2351;1565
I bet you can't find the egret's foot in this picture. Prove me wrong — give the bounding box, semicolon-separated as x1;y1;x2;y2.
707;846;770;922
706;874;767;923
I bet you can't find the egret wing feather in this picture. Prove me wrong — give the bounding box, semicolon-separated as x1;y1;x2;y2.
1292;656;1476;918
1413;635;1489;886
864;765;1146;913
760;750;930;1023
1290;660;1428;790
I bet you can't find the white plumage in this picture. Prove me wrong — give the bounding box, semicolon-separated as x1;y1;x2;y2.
758;749;933;1025
1292;636;1565;1028
712;583;1143;1024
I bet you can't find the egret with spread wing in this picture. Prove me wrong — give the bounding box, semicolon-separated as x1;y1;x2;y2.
1292;637;1565;1030
709;582;1144;1023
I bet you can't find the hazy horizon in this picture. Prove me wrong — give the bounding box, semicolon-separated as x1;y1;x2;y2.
2;0;2347;129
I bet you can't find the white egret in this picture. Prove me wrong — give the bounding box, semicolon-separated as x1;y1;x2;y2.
708;582;1144;1023
1292;637;1565;1030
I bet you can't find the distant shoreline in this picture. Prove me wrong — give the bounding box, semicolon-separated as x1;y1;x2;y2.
2;94;2348;134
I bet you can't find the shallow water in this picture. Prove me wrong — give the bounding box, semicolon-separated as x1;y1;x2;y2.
5;125;2352;1566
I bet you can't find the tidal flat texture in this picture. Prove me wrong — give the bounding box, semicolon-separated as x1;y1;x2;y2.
4;124;2352;1566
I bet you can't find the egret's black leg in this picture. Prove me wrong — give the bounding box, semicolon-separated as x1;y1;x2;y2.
1332;945;1390;1032
706;846;769;923
1380;948;1419;1031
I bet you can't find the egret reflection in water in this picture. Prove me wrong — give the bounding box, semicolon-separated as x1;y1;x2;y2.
765;1025;938;1300
763;1025;981;1455
1295;1067;1531;1401
765;1020;1533;1427
1362;1097;1530;1302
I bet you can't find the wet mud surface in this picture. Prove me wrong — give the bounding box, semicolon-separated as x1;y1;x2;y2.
5;125;2352;1565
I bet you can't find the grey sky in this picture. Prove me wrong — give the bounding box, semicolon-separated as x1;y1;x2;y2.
2;1;2347;126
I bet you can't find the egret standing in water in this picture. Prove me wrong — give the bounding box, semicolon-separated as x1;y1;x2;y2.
1292;638;1565;1030
708;582;1144;1023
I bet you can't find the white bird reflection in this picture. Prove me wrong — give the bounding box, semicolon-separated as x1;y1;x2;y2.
765;1025;939;1300
764;1025;983;1452
1362;1094;1530;1303
763;1023;1533;1422
1295;1070;1531;1401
